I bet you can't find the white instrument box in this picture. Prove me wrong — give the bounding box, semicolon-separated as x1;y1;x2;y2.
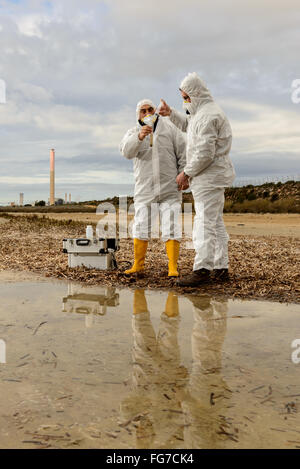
62;284;120;316
63;238;119;270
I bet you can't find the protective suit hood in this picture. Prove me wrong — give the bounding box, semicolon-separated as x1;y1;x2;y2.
120;103;187;211
180;72;213;115
136;99;156;123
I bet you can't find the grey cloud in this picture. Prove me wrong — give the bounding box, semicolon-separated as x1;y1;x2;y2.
231;151;300;179
0;149;131;176
0;0;299;203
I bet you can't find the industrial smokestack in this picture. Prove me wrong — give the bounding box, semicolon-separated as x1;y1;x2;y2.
69;193;71;203
65;193;67;204
50;149;55;205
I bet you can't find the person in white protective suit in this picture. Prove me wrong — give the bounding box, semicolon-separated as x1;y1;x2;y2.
120;99;187;277
159;73;235;286
119;290;188;448
181;295;231;448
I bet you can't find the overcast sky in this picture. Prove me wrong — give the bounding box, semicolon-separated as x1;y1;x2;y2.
0;0;299;204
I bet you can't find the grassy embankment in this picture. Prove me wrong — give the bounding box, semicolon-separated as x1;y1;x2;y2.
1;181;299;214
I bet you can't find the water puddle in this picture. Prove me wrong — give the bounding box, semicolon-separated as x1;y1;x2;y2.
0;273;299;449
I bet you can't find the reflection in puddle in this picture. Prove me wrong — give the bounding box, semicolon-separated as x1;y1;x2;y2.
122;291;188;449
0;277;299;449
63;285;119;327
122;291;232;449
182;296;233;448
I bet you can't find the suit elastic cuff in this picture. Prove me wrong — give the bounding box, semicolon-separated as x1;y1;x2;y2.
184;168;193;178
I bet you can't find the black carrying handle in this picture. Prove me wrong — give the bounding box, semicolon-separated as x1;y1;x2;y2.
76;238;90;246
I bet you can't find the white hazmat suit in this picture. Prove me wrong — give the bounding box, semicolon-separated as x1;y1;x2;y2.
120;99;186;277
120;99;186;241
169;73;235;273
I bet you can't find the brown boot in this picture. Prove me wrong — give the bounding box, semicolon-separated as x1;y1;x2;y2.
177;268;211;287
213;268;230;282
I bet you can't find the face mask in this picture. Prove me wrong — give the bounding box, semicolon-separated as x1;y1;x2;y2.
182;101;191;112
182;99;198;115
142;113;157;127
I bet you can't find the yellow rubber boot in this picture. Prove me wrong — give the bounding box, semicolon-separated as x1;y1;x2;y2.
125;238;148;274
133;289;148;315
165;240;180;277
163;292;179;318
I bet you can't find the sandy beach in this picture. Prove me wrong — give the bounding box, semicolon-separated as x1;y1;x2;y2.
0;213;299;303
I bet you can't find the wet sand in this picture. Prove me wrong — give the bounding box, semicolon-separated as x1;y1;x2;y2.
224;213;300;238
0;270;47;283
0;274;299;449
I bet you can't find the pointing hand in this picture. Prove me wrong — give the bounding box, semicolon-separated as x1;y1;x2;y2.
158;99;171;117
